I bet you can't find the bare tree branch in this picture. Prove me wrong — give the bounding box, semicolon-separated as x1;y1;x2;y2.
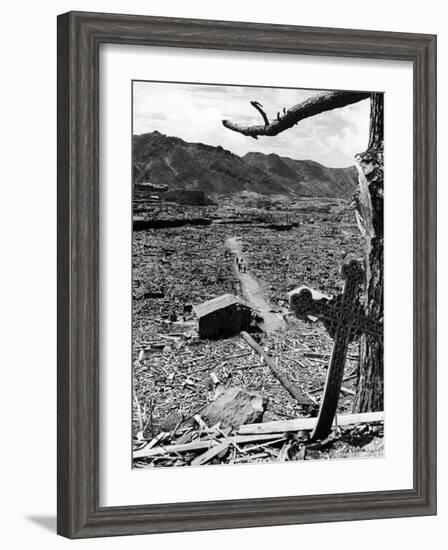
222;91;371;138
250;101;269;127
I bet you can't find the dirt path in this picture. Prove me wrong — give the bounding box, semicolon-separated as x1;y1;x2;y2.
226;236;286;333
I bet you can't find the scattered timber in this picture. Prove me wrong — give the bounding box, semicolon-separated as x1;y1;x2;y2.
238;411;384;435
191;441;230;466
134;433;284;459
240;331;314;406
133;411;384;466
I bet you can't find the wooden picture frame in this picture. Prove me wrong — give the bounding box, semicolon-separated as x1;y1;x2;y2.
57;11;437;538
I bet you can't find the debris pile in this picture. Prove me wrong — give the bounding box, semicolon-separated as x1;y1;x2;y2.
133;408;384;468
133;327;362;462
240;201;364;303
132;196;381;467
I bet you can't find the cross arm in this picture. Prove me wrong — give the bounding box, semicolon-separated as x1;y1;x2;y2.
288;285;382;342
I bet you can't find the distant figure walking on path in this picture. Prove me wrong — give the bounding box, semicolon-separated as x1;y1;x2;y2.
226;234;285;332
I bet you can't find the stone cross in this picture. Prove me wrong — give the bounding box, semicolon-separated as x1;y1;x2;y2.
288;259;382;441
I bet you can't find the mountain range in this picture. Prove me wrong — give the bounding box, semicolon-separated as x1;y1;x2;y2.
133;131;358;199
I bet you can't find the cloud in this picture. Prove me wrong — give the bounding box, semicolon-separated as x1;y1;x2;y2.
133;81;370;167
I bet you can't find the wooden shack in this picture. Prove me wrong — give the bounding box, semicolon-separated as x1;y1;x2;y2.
193;294;252;339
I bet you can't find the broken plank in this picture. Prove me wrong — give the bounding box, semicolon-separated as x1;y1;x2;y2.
191;441;230;466
238;411;384;435
143;431;169;450
242;437;286;454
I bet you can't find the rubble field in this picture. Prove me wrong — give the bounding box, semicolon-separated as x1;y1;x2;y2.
132;196;383;467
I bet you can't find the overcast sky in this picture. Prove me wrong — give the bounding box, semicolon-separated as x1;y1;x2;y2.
133;81;370;168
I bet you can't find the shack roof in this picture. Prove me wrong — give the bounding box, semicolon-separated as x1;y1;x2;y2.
193;294;253;318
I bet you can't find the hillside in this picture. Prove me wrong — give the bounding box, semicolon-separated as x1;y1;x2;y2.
243;152;358;198
133;131;358;199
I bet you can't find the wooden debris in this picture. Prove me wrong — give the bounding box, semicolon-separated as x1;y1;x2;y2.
240;331;313;406
193;414;209;430
143;431;169;450
175;429;193;445
242;437;286;454
238;411;384;435
191;441;230;465
134;433;285;459
132;200;378;467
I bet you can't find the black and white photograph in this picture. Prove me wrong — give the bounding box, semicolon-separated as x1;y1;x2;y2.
132;80;384;468
0;1;440;544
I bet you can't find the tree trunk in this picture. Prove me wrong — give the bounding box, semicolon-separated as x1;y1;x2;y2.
353;93;384;412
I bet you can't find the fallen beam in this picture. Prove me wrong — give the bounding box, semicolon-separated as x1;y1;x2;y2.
240;331;313;406
238;411;384;435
